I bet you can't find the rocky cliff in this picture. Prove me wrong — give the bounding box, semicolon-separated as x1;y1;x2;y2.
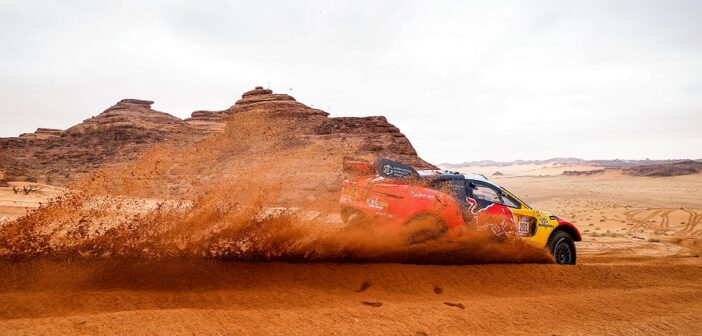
0;87;432;186
0;87;436;257
226;86;431;169
185;111;225;132
0;99;220;185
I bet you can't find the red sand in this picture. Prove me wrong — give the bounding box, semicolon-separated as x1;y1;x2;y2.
2;94;702;335
0;259;701;335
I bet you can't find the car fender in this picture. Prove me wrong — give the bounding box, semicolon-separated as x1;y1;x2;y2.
554;217;582;242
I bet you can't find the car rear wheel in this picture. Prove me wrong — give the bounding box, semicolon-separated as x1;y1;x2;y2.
404;215;448;244
547;231;576;265
345;211;373;231
340;207;353;224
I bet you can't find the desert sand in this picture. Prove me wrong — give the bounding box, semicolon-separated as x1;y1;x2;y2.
1;168;701;335
1;90;700;335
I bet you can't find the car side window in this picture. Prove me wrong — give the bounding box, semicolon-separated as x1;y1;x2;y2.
472;185;501;203
429;180;466;199
467;180;521;209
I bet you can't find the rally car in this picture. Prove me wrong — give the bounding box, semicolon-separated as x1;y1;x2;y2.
340;158;581;264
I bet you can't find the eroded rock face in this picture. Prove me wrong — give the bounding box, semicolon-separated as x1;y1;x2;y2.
232;86;300;108
185;111;225;132
66;99;187;136
67;87;435;206
225;87;432;169
316;116;422;160
242;86;272;97
0;88;434;185
19;128;63;140
0;99;210;185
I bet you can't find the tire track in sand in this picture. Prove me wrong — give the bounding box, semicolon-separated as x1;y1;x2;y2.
626;209;664;234
625;208;702;237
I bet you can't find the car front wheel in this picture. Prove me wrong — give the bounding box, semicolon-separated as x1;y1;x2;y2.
547;231;576;265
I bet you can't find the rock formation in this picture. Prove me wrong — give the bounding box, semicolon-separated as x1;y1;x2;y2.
225;86;432;169
19;128;63;140
623;160;702;177
185;111;225;132
0;87;433;186
0;99;215;185
315;116;423;162
0;87;437;258
66;99;189;135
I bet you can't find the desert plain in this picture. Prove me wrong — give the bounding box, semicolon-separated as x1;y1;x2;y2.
1;165;700;335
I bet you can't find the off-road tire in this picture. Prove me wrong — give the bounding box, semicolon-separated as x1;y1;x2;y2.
344;211;373;231
547;231;576;265
340;207;353;224
404;215;448;244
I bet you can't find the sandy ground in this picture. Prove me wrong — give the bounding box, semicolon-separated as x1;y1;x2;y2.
1;171;701;335
443;163;604;177
1;260;700;335
492;170;702;263
0;182;65;223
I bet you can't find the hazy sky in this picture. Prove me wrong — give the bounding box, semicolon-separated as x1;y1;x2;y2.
1;0;700;162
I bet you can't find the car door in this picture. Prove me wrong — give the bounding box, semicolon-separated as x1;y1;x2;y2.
496;187;541;238
465;180;541;237
464;180;517;235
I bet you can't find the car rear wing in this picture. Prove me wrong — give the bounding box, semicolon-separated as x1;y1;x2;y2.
342;157;420;180
374;158;419;179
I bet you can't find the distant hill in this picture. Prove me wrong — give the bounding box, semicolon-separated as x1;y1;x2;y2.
441;158;584;168
440;158;702;178
441;158;700;169
623;160;702;177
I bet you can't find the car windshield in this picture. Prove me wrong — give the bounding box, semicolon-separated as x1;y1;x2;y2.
500;187;530;209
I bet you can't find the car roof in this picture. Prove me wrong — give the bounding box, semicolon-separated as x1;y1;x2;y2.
416;170;502;188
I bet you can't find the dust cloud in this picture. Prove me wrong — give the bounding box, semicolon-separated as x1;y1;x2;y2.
0;108;551;264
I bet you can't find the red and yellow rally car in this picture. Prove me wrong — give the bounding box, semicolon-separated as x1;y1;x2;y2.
340;158;581;264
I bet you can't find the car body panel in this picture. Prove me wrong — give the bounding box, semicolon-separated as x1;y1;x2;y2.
340;159;581;249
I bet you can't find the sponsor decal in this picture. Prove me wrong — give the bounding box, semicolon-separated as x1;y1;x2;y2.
517;216;532;237
463;197;516;236
376;158;418;178
411;191;434;199
383;164;394;176
344;188;365;200
464;197;493;214
367;198;388;210
538;217;554;228
387;165;415;177
375;212;394;219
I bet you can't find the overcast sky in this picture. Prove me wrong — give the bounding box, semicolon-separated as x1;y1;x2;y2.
1;0;700;162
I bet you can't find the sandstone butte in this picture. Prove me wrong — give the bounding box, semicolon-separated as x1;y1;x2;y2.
0;87;433;186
